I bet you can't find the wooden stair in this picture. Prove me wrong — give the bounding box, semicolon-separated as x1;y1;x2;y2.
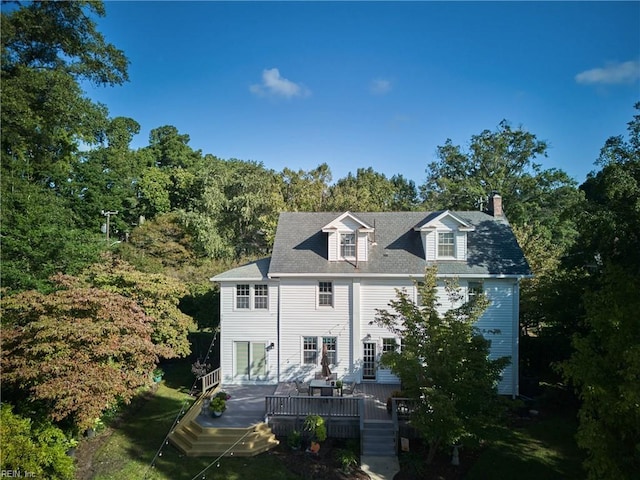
168;395;279;457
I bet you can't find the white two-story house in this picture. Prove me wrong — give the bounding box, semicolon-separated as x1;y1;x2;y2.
211;195;531;396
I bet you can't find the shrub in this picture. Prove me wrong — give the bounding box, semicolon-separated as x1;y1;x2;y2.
303;414;327;442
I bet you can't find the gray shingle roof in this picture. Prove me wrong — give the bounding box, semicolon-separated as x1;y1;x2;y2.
267;211;531;277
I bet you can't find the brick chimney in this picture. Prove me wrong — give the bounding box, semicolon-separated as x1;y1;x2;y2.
488;193;503;217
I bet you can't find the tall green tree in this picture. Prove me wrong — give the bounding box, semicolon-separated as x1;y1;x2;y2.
0;177;103;293
373;267;509;464
280;163;332;212
326;167;416;211
69;117;145;233
80;253;195;359
559;104;640;480
1;0;128;186
421;121;580;250
559;267;640;480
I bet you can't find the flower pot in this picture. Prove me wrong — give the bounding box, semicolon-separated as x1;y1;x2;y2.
212;411;223;418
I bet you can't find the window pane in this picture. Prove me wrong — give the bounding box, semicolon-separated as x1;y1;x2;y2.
319;281;333;306
468;281;483;300
340;233;356;258
303;336;318;364
236;284;250;309
438;232;455;257
254;284;268;309
382;338;398;352
322;337;337;365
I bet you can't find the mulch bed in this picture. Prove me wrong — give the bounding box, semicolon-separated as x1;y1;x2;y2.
269;436;481;480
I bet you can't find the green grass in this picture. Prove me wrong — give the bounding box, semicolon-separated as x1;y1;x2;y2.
85;361;583;479
465;414;584;480
86;361;298;480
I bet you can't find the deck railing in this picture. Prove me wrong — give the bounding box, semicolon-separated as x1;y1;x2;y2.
201;368;221;393
391;397;419;452
265;395;360;418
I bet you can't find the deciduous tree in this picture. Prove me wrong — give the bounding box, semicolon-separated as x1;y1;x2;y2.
373;267;509;464
80;253;195;359
0;404;74;480
1;276;158;430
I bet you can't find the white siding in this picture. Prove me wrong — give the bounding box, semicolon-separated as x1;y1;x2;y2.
357;232;368;262
219;275;518;396
455;231;467;260
476;280;517;395
359;279;414;383
278;279;352;382
219;281;279;385
327;231;337;261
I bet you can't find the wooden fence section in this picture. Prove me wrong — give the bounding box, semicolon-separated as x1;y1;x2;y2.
265;395;360;418
201;368;221;393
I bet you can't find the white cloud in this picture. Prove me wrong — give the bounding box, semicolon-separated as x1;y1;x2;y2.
575;60;640;85
250;68;310;98
369;78;392;95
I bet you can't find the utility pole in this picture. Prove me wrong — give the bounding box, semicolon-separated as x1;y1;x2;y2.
101;210;118;243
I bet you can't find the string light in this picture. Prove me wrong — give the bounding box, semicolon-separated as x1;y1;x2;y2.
142;330;219;480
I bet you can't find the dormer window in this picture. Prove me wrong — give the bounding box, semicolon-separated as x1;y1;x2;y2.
414;210;475;261
437;231;455;257
322;212;374;262
340;233;356;258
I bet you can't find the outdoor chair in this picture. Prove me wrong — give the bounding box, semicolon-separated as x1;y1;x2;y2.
342;381;357;395
295;380;310;395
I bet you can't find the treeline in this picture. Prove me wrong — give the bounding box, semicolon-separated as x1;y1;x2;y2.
1;2;638;480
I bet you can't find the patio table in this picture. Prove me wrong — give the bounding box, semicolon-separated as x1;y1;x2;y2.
309;379;340;396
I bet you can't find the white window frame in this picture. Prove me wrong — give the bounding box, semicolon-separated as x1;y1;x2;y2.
236;284;250;309
382;337;399;353
468;281;484;302
340;232;356;259
318;281;333;307
254;284;268;309
303;336;318;365
235;284;269;311
437;231;456;258
322;336;337;366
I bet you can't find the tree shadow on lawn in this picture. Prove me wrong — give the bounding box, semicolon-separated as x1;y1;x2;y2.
465;415;584;480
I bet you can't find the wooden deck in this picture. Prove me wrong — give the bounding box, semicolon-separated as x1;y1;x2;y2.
168;381;400;456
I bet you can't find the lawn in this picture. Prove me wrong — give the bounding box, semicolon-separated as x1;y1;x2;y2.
78;362;584;480
465;414;584;480
77;361;298;480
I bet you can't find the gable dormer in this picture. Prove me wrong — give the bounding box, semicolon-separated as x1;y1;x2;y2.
414;210;475;261
322;212;374;262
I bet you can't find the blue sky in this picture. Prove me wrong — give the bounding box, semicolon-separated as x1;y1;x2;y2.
85;1;640;185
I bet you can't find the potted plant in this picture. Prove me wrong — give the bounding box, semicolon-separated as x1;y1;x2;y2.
152;367;164;383
303;414;327;454
209;390;230;417
335;379;343;395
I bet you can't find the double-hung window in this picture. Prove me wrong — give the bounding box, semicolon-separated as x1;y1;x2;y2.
438;231;455;257
254;285;268;309
382;337;399;353
322;337;337;366
303;337;318;365
236;284;250;309
319;281;333;307
340;233;356;258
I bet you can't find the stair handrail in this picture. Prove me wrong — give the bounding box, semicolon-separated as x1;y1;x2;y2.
201;367;221;393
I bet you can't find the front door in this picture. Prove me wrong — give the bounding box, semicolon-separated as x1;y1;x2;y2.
234;341;267;381
363;342;377;380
